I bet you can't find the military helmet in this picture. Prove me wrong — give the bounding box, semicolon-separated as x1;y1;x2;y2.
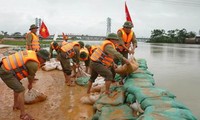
78;41;85;48
80;51;88;59
85;44;91;49
37;49;50;61
106;33;119;41
123;21;133;28
29;24;38;30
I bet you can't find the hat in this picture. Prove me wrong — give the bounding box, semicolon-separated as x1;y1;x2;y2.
106;33;119;41
123;21;133;28
78;41;85;48
29;24;39;30
37;49;50;61
85;44;91;49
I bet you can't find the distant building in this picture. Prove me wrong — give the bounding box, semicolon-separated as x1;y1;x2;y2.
185;35;200;44
195;35;200;44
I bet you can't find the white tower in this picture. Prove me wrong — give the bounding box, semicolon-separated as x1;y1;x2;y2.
106;17;111;36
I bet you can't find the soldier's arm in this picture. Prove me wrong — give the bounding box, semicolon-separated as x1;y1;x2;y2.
105;45;123;61
26;33;33;50
25;61;38;89
72;46;80;64
105;45;130;64
131;32;137;50
49;46;53;58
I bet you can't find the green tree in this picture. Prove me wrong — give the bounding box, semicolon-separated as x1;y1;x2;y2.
187;31;196;38
177;29;187;43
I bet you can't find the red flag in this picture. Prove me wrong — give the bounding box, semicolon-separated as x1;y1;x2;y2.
39;21;50;38
125;2;133;24
62;32;68;40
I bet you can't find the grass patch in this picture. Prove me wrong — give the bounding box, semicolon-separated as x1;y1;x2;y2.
1;40;52;47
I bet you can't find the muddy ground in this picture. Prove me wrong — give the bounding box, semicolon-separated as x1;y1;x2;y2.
0;69;93;120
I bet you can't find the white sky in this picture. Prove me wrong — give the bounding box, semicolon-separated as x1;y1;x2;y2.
0;0;200;37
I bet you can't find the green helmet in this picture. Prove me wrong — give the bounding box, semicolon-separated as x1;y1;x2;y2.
29;24;38;30
80;51;88;59
78;41;84;48
123;21;133;28
37;49;50;61
85;44;91;49
106;33;119;41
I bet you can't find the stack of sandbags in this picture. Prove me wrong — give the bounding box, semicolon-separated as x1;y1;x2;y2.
115;56;139;75
24;89;47;104
42;58;62;71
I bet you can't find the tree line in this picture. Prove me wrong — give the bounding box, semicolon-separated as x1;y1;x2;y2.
149;28;196;43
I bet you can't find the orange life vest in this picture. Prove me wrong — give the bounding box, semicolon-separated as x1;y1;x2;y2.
50;42;59;50
2;50;40;80
79;47;89;61
89;45;98;56
117;28;134;51
61;40;67;46
61;42;80;58
26;32;40;51
90;40;115;67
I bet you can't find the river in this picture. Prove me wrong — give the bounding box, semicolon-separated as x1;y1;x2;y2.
134;42;200;118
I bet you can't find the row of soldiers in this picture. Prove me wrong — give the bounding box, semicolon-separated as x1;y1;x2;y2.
0;21;137;120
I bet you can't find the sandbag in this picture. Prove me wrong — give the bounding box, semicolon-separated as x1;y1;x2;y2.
80;93;100;105
75;76;90;86
140;97;189;110
127;73;155;85
125;92;136;104
56;64;62;70
137;113;187;120
123;78;154;89
91;84;105;93
144;106;197;120
42;62;57;71
98;105;136;120
127;87;176;103
95;86;125;106
115;57;139;75
42;58;61;71
136;58;148;70
24;89;47;104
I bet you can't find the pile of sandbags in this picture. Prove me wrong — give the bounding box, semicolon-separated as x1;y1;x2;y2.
42;58;62;71
24;89;47;104
115;56;139;75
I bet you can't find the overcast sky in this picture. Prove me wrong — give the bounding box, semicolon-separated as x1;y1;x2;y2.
0;0;200;37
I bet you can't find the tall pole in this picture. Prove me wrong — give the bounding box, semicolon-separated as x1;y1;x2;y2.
106;17;111;36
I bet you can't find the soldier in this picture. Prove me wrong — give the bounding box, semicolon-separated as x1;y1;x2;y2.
79;47;90;73
58;41;82;86
0;49;50;120
26;24;40;52
49;41;62;58
85;44;98;56
87;33;130;95
117;21;137;59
